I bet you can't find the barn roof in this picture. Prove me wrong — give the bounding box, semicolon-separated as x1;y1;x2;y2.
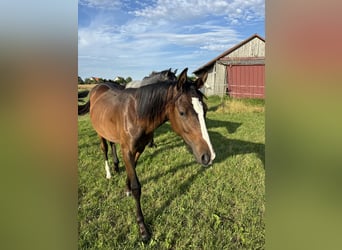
193;33;265;75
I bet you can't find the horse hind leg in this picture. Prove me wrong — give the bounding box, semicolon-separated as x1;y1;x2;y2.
125;176;132;196
147;137;157;148
100;137;112;179
109;141;120;173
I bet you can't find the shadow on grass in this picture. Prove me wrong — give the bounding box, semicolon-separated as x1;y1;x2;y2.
206;117;264;167
208;103;221;112
206;117;242;134
138;116;264;236
210;131;265;167
153;118;263;166
141;162;209;238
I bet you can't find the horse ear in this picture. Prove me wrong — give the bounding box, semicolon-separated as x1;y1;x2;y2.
163;69;170;77
174;69;178;75
167;68;172;77
177;68;188;89
194;72;208;89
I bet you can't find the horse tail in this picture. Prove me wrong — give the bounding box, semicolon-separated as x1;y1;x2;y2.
78;90;89;99
78;100;90;115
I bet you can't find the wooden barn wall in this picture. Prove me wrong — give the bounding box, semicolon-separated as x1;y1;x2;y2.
224;37;265;59
202;63;226;96
203;66;215;96
214;62;226;96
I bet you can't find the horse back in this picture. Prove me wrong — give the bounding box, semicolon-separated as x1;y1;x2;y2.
89;83;123;105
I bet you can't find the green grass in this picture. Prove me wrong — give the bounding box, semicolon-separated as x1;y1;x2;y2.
78;96;265;249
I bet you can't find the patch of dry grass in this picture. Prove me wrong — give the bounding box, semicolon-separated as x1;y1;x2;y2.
78;84;97;90
217;98;264;113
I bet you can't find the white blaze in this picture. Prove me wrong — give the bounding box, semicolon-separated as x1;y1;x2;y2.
105;160;111;179
191;97;216;164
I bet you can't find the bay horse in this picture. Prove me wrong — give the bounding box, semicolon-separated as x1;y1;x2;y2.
78;68;215;241
79;69;179;170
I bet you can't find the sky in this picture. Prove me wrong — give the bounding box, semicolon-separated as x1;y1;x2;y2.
78;0;265;80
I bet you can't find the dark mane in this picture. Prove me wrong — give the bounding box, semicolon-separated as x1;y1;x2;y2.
134;77;207;122
135;80;174;122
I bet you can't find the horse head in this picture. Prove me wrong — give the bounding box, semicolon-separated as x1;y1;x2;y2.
168;68;216;166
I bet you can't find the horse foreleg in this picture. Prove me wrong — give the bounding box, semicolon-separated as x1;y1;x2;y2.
100;137;111;179
147;133;157;148
109;141;120;173
126;150;142;195
122;147;150;242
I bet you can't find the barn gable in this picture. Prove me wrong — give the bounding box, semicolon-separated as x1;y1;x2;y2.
194;34;265;98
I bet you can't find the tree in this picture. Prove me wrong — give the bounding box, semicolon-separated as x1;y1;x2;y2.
125;77;132;83
84;78;92;84
78;76;84;84
113;76;126;84
188;75;196;81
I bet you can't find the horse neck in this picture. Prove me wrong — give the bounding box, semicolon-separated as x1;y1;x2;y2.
135;84;174;133
144;109;168;134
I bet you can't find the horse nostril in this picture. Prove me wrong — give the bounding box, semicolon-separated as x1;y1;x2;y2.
201;153;210;166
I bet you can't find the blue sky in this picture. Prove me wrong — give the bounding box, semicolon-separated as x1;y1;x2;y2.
78;0;264;80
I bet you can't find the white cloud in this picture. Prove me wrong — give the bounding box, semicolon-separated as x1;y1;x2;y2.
133;29;240;51
78;20;242;79
78;0;264;79
79;21;241;56
133;0;264;24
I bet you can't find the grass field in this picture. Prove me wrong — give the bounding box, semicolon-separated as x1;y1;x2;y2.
78;96;265;249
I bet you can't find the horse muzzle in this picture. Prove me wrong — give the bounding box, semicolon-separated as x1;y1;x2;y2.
201;152;211;166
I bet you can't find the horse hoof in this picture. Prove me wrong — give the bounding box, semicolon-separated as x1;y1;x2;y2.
141;232;151;243
114;165;119;173
148;142;157;148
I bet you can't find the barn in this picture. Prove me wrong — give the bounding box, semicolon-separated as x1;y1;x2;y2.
193;34;265;98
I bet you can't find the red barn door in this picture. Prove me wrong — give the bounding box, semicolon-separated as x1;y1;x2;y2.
226;64;265;98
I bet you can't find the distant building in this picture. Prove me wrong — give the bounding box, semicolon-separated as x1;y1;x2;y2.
193;34;265;98
89;77;101;83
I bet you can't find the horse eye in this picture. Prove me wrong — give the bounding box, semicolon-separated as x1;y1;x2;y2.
179;111;185;116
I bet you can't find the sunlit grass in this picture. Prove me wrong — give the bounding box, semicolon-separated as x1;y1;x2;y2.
78;96;265;249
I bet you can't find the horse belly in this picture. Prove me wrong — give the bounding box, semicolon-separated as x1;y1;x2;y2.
90;103;121;143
